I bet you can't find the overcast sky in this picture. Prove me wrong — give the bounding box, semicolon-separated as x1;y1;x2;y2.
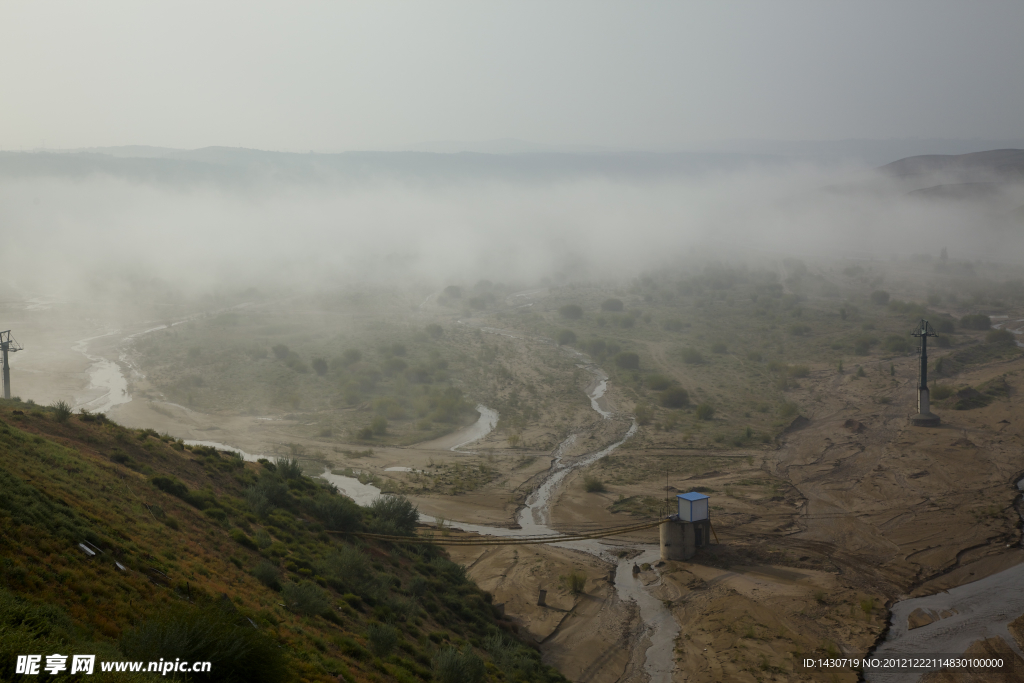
1;1;1023;152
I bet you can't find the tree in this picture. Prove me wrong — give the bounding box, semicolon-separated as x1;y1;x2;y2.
272;344;290;360
960;314;991;330
614;352;640;370
556;329;577;346
340;348;362;366
694;403;715;420
559;304;583;319
634;402;653;425
601;298;624;312
660;387;690;408
425;323;444;338
311;357;328;376
870;290;890;306
370;416;388;435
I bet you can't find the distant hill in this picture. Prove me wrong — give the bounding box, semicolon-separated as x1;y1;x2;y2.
0;147;782;186
881;149;1024;181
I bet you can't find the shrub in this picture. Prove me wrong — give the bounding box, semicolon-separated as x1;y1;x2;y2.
150;476;189;499
882;335;911;353
370;416;388;435
660;387;690;408
310;493;362;532
425;323;444;338
253;561;281;590
788;365;810;378
276;457;303;480
49;400;73;422
560;571;587;595
559;304;583;319
935;335;952;348
634;402;653;425
583;475;607;493
244;486;272;517
789;324;811;336
987;328;1015;345
271;344;290;360
853;335;877;355
254;529;272;549
646;374;674;390
711;341;727;353
369;495;419;535
433;646;486;683
936;319;956;334
747;351;763;362
870;290;890;305
311;357;328;376
340;349;362;366
614;352;640;370
556;329;577;346
366;622;399;658
694;403;715;421
120;604;288;683
231;529;257;550
663;319;685;332
960;314;991;330
681;348;705;364
601;298;624;312
931;384;955;400
281;581;331;616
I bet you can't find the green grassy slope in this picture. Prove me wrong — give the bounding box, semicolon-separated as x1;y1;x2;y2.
0;400;565;683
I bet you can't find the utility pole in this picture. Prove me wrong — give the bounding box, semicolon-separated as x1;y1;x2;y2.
910;320;940;426
1;331;24;400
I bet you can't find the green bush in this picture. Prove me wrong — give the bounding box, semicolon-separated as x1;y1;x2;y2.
870;290;890;305
244;486;272;517
646;374;674;390
309;493;362;532
986;329;1015;345
560;571;587;595
121;604;288;683
230;529;257;549
614;352;640;370
960;314;991;330
935;319;956;334
710;341;727;353
253;560;281;590
583;475;607;493
433;646;486;683
694;403;715;420
276;457;303;480
681;348;705;365
368;495;419;535
559;304;583;319
556;329;577;346
311;357;328;376
931;384;955;400
601;298;624;312
660;387;690;408
150;475;189;499
281;581;331;616
370;416;388;436
788;365;810;378
49;400;73;422
634;401;653;425
882;335;911;353
365;622;399;658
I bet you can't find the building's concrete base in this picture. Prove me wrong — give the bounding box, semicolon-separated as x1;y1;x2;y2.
660;517;711;561
910;412;941;427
